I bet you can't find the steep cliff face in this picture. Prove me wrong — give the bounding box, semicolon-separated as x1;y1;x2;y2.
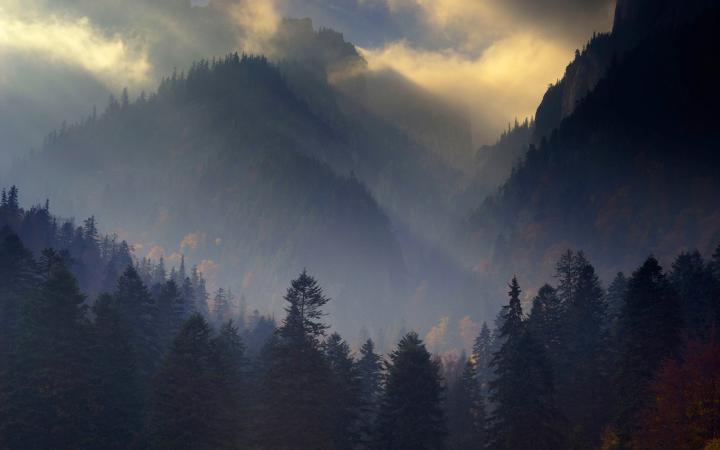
532;0;715;143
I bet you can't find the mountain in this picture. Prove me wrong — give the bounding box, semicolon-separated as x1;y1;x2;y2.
466;4;720;290
6;22;480;339
533;0;717;143
9;54;410;336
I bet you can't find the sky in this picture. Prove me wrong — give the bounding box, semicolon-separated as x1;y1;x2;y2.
0;0;616;162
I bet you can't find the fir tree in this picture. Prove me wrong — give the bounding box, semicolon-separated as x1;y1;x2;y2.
670;251;716;338
472;321;494;396
448;359;486;449
156;279;186;351
210;320;248;449
615;257;682;447
488;277;562;450
5;250;95;449
356;338;383;446
259;271;335;449
605;272;627;334
375;332;446;450
149;314;219;449
324;332;362;449
114;266;160;381
556;253;609;446
90;293;144;448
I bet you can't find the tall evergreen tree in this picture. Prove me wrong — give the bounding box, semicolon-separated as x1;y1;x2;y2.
149;314;219;449
4;250;94;449
472;321;494;396
325;332;362;449
605;272;628;334
488;277;562;450
670;251;716;338
210;320;248;449
155;279;186;351
356;338;383;446
114;266;159;381
259;271;335;449
90;293;144;449
448;358;486;450
527;284;563;358
556;253;609;447
615;257;682;448
375;332;446;450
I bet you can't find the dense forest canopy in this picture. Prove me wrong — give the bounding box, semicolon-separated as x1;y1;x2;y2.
2;0;720;447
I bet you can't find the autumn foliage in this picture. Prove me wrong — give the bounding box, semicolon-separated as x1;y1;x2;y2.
633;337;720;450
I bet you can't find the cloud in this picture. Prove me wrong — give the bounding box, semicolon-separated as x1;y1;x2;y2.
215;0;283;53
0;9;151;89
360;32;572;141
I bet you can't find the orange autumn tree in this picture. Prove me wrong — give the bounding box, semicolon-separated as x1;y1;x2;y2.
633;337;720;450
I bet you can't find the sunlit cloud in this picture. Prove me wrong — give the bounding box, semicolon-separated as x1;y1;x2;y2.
360;32;572;140
0;9;151;89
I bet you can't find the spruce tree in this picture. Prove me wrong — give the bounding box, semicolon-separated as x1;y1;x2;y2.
670;250;716;338
90;293;144;448
605;272;627;335
325;332;362;449
488;277;561;450
557;253;609;446
149;314;219;449
448;358;486;449
210;320;248;449
5;250;95;449
259;270;335;449
615;257;682;447
527;284;563;358
156;279;186;351
472;321;493;396
114;266;160;381
375;332;446;450
356;338;383;446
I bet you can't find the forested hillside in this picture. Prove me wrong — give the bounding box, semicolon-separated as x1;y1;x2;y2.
467;6;720;290
3;190;720;449
9;54;416;336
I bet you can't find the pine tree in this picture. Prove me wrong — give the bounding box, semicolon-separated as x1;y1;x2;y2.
605;272;627;334
114;266;160;381
527;284;563;359
324;332;362;449
0;232;37;440
488;277;562;450
670;251;716;338
90;293;144;448
191;265;210;317
615;257;682;448
472;321;493;396
149;314;219;449
259;270;335;449
448;358;486;449
156;279;186;351
4;250;95;449
210;320;248;449
375;332;446;450
557;253;609;446
213;287;233;326
356;338;383;446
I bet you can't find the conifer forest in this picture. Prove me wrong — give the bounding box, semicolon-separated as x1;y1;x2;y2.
1;0;719;448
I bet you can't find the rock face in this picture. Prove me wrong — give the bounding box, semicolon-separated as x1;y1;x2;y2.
532;0;715;143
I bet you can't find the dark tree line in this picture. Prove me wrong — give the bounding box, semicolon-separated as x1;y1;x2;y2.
4;185;720;449
0;224;446;449
446;248;720;450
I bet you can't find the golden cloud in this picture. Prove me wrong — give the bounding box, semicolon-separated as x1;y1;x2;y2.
0;8;151;89
360;32;571;142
